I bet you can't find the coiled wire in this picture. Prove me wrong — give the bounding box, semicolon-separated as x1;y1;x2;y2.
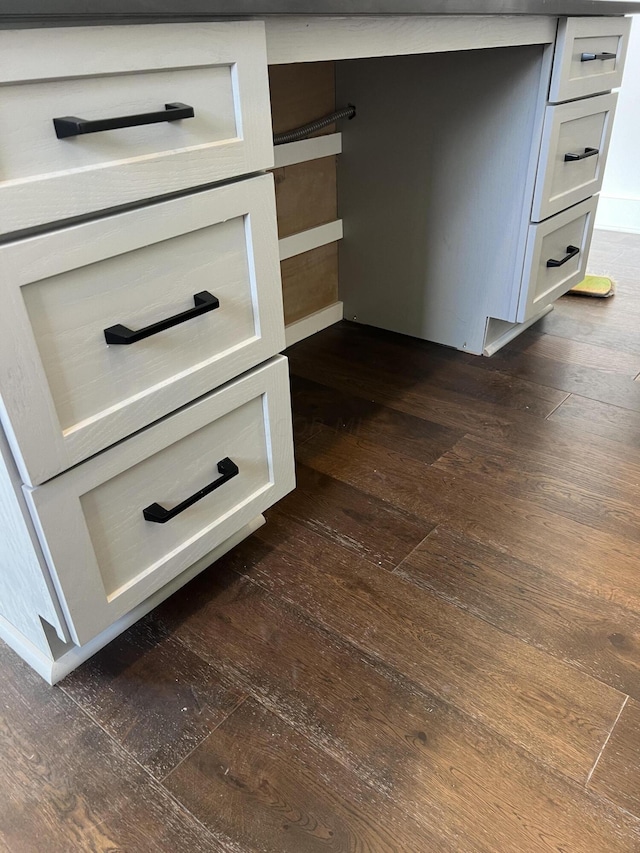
273;105;356;145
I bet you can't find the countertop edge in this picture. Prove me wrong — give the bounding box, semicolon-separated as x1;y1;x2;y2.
1;1;640;25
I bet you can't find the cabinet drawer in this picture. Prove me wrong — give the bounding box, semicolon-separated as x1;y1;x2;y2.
0;175;284;487
518;196;597;323
22;356;295;646
550;17;631;103
0;22;273;235
533;93;617;221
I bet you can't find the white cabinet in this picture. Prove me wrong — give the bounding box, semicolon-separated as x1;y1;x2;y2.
0;14;631;682
518;196;598;322
550;16;632;103
0;23;274;235
0;175;284;485
23;357;294;646
484;18;628;355
0;20;294;684
533;93;618;221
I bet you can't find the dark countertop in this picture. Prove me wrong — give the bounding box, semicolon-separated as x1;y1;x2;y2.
2;0;640;22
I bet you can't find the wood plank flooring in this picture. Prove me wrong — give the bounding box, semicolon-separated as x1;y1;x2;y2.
3;230;640;851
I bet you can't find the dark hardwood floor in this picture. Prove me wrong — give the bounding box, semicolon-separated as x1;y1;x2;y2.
3;230;640;852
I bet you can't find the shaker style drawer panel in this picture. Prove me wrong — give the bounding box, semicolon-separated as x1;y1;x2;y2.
0;175;284;487
22;356;295;646
550;16;631;103
518;196;597;323
532;93;617;222
0;22;273;235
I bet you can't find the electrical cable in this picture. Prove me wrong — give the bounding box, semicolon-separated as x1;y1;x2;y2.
273;104;356;145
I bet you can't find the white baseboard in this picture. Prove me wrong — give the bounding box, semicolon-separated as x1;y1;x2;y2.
0;516;266;685
285;302;344;348
483;304;553;357
0;613;57;683
595;195;640;235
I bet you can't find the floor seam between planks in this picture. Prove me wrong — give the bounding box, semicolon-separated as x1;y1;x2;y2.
228;562;622;789
586;694;629;787
524;334;640;378
7;228;640;852
388;537;636;709
545;392;572;420
60;684;239;850
159;694;251;784
391;525;441;575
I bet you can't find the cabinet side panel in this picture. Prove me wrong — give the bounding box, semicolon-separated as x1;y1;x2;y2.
0;424;68;652
336;46;546;353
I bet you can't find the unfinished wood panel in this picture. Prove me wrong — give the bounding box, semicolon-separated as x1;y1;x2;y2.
273;156;338;239
281;243;339;326
269;61;336;137
269;63;340;332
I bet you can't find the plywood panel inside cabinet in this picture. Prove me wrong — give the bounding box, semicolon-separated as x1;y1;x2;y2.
270;61;341;333
274;156;338;239
269;62;336;137
281;243;339;326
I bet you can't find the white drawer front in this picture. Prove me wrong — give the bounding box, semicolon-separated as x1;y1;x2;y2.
22;357;295;646
0;22;273;235
0;175;285;487
518;196;597;323
533;93;618;222
550;17;631;103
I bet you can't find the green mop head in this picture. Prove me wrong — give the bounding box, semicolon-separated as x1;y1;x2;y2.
568;275;615;298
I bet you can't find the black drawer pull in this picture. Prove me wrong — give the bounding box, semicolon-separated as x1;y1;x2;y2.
565;147;599;162
547;245;580;268
580;51;616;62
53;102;194;139
104;291;219;345
143;457;239;524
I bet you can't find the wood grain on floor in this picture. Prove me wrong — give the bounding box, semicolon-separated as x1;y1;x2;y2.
589;697;640;816
60;616;247;780
2;230;640;851
549;393;640;448
0;645;227;853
